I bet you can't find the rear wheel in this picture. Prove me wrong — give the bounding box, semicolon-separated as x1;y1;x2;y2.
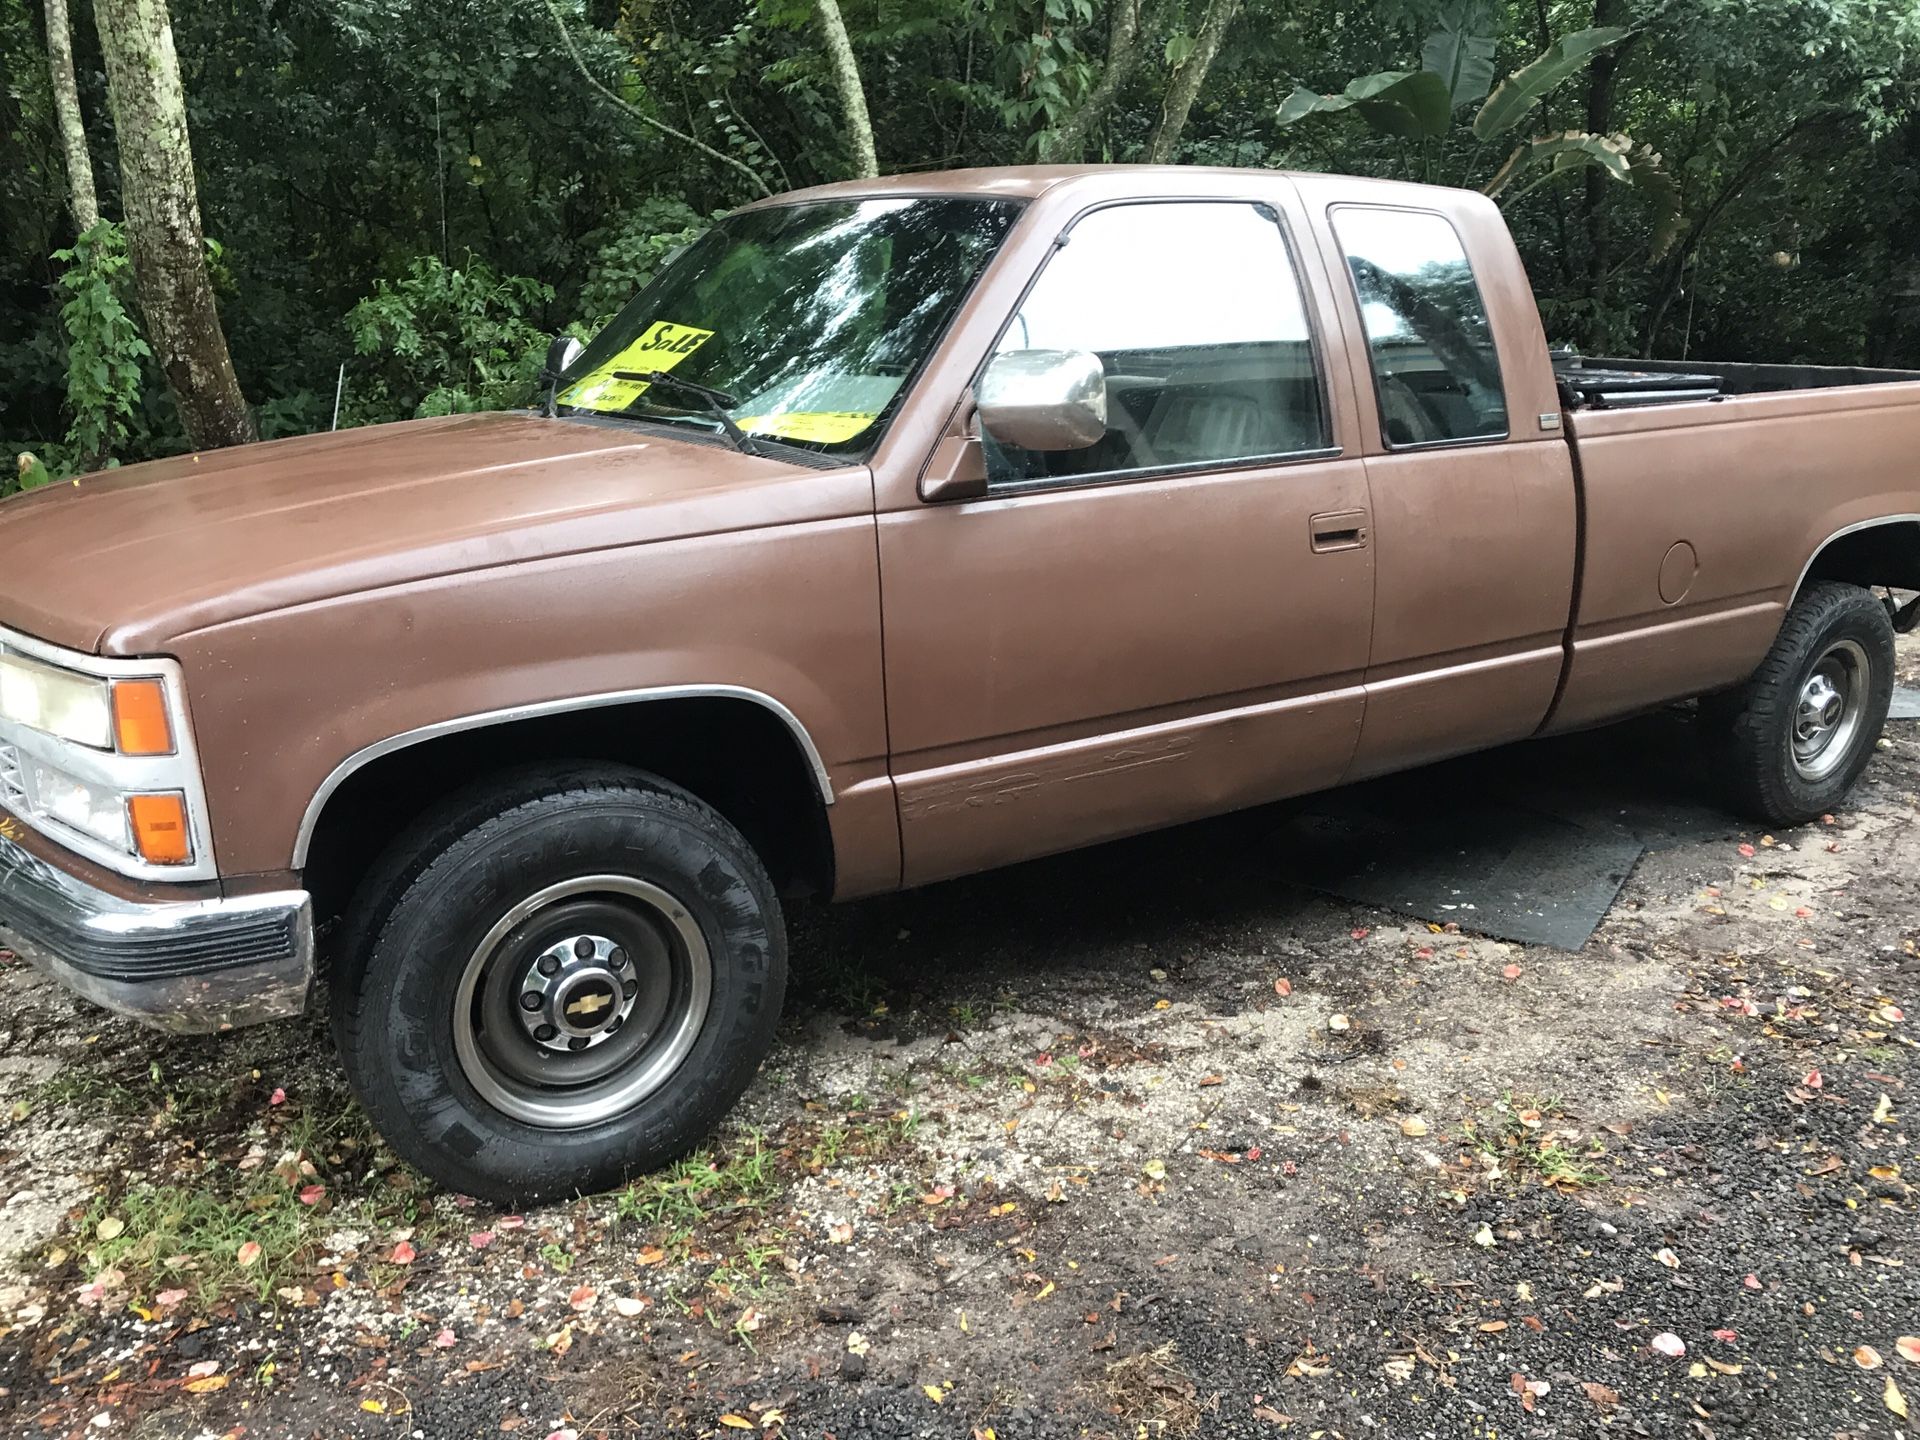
331;766;785;1204
1707;582;1894;826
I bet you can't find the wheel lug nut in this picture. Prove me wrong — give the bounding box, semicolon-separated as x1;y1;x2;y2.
606;1015;623;1032
537;955;561;977
609;947;628;970
519;992;542;1012
574;937;596;959
622;979;638;1000
534;1024;558;1042
567;1036;589;1051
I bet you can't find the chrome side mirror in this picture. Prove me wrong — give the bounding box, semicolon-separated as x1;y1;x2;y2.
976;348;1107;451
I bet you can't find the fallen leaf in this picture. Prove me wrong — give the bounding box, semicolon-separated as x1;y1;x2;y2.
1897;1336;1920;1365
1273;977;1292;997
923;1384;947;1404
469;1231;496;1249
1738;842;1756;858
1887;1376;1909;1419
1743;1273;1762;1290
1705;1357;1743;1376
637;1245;666;1266
1711;1328;1737;1343
1472;1224;1495;1248
1857;1345;1884;1370
269;1088;287;1106
1502;964;1522;981
1142;1158;1167;1181
434;1328;458;1348
390;1240;416;1264
1804;1068;1823;1090
185;1375;229;1394
1651;1332;1686;1357
719;1419;754;1431
1581;1381;1619;1410
613;1295;647;1317
155;1288;187;1307
298;1184;326;1206
1478;1320;1508;1333
1399;1117;1429;1138
1198;1073;1224;1088
95;1217;125;1241
1872;1094;1895;1125
1881;1005;1906;1023
1327;1014;1352;1033
568;1284;598;1312
1655;1247;1680;1270
236;1241;262;1268
1350;927;1370;940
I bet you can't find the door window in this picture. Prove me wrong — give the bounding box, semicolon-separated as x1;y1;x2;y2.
1333;207;1508;447
984;201;1330;487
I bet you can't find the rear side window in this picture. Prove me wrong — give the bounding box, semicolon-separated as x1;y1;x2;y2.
984;200;1331;487
1333;207;1508;447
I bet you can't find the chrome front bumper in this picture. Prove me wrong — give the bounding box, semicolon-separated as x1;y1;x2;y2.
0;826;312;1033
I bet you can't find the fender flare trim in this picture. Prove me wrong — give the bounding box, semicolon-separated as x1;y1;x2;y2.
290;684;834;869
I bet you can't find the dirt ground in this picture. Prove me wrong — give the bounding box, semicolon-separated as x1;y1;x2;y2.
2;651;1918;1440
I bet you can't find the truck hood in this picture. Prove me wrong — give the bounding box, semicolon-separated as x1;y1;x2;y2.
0;412;868;654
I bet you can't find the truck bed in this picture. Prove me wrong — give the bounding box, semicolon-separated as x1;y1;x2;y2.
1560;354;1920;408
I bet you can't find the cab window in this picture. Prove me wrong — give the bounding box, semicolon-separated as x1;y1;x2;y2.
1333;206;1508;447
985;200;1330;487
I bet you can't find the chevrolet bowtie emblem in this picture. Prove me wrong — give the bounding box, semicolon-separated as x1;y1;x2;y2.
566;991;613;1019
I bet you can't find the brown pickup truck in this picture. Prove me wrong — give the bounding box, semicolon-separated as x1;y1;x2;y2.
4;165;1919;1202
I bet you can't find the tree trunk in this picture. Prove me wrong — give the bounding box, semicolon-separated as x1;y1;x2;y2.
44;0;99;232
814;0;877;179
1144;0;1240;164
1577;0;1634;351
1038;0;1147;163
94;0;254;448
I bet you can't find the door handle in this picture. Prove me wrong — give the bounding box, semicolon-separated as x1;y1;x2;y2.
1310;509;1370;552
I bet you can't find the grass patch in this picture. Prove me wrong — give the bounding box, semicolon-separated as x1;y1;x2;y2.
615;1133;779;1230
1101;1344;1207;1436
67;1077;433;1306
1467;1093;1609;1191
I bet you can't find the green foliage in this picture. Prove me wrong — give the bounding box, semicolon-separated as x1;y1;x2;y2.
343;256;554;424
3;0;1919;464
578;197;711;326
1473;27;1633;141
51;221;151;469
1278;70;1453;140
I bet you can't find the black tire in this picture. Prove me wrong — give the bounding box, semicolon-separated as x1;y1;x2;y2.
330;765;786;1204
1707;582;1894;827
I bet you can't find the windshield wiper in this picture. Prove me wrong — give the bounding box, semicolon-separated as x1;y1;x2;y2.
614;370;762;457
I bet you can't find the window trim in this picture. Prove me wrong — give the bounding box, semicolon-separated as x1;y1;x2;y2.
1330;202;1513;453
972;195;1343;497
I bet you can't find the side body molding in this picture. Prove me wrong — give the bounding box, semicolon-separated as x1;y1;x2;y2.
290;684;836;870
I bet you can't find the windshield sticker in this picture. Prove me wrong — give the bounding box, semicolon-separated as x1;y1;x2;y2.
738;411;877;444
557;321;715;413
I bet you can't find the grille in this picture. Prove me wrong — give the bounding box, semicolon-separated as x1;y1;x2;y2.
0;740;25;814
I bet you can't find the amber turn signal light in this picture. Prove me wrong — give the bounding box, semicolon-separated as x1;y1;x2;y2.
111;679;175;756
127;792;192;865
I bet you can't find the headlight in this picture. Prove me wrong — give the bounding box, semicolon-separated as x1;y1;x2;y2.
0;627;208;879
0;654;111;748
19;752;132;852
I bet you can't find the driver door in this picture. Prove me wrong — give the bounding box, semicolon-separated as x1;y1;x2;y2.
876;193;1377;885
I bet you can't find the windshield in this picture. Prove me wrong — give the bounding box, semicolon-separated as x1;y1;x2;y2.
555;197;1021;453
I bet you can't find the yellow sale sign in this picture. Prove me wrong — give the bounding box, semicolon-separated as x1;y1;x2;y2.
557;320;714;413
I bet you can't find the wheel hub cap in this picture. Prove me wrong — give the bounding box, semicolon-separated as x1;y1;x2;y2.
1790;639;1870;782
515;934;638;1051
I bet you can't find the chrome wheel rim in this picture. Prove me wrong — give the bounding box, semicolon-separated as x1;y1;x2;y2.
452;875;711;1128
1791;639;1869;782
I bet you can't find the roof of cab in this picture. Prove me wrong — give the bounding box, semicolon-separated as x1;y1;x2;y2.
736;163;1481;212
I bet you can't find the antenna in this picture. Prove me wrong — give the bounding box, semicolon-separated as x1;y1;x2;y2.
331;362;346;431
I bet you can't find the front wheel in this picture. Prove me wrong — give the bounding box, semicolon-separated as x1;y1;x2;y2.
331;767;786;1204
1707;581;1895;827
